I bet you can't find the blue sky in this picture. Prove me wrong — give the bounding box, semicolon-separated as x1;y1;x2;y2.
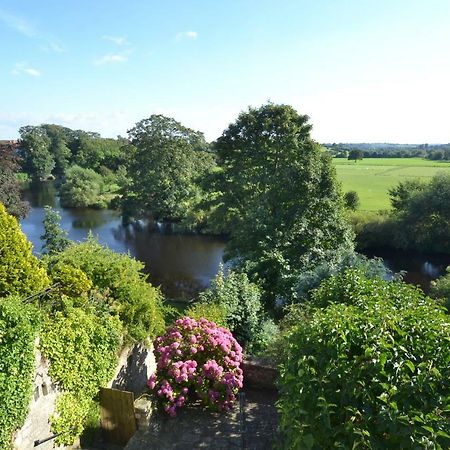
1;0;449;143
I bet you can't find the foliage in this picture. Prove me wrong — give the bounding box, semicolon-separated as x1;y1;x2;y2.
0;203;50;297
46;237;165;341
123;114;215;223
0;297;40;450
60;165;107;208
344;190;360;210
210;103;353;303
0;142;29;218
390;173;450;253
388;179;426;211
348;148;364;161
19;126;54;180
148;317;243;416
430;266;450;312
277;270;450;449
198;268;263;348
40;307;121;445
292;249;393;302
185;301;228;328
41;206;70;254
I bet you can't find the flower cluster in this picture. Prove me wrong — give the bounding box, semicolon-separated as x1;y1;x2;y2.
148;316;244;416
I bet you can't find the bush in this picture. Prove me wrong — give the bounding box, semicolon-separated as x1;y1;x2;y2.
46;237;165;342
344;190;360;210
148;317;243;416
0;203;50;298
40;307;122;445
0;297;40;449
198;269;263;348
185;301;228;327
277;270;450;449
430;266;450;312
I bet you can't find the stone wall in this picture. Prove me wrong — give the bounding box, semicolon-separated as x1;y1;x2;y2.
13;342;156;450
14;343;62;450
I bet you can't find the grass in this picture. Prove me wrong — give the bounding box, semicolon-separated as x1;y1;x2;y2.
334;158;450;211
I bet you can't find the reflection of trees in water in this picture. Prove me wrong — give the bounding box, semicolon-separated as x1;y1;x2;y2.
23;181;58;207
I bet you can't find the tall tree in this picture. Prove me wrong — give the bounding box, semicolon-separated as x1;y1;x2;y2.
19;126;54;180
211;103;353;301
41;206;70;254
0;141;29;218
123;115;214;222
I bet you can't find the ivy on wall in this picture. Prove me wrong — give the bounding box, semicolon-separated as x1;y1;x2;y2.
0;297;40;450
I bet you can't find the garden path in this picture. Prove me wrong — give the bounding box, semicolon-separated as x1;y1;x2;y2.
124;388;279;450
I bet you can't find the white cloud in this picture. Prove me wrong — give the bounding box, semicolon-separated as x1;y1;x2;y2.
0;8;65;53
0;8;36;37
102;35;128;46
94;53;128;66
11;62;41;77
175;30;198;41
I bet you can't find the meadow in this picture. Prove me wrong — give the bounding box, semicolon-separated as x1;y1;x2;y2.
334;158;450;210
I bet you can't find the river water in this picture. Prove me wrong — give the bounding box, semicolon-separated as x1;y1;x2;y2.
20;182;450;298
21;182;225;299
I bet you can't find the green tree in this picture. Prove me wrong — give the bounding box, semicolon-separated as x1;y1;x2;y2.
348;149;364;162
0;203;50;297
430;266;450;311
19;126;55;180
344;190;360;210
0;141;30;218
211;103;353;301
389;178;426;211
41;206;70;254
123;115;215;222
60;165;104;208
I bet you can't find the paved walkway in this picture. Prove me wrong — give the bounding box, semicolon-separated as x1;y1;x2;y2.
125;389;279;450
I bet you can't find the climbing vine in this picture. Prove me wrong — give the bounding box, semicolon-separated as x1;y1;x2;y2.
0;297;40;450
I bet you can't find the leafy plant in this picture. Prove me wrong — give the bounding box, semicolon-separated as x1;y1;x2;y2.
0;203;50;297
148;317;243;416
277;270;450;449
198;268;263;348
40;307;121;445
46;237;165;341
0;297;40;450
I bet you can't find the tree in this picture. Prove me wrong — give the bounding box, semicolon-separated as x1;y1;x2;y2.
389;179;426;211
344;190;360;210
41;206;70;254
19;126;55;180
0;203;50;297
211;104;353;302
0;141;29;218
60;165;104;208
348;149;364;162
123;115;215;222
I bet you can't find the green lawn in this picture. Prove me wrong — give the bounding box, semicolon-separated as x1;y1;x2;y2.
334;158;450;211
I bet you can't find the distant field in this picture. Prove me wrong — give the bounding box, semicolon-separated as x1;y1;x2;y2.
334;158;450;211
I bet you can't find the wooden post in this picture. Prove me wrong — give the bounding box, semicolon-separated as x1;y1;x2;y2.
100;387;137;446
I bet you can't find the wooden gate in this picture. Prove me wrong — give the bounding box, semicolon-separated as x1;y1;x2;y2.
100;387;137;446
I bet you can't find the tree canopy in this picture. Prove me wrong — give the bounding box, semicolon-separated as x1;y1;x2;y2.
122;115;215;222
210;103;353;301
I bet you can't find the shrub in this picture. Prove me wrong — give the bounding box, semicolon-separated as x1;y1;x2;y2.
430;266;450;312
46;237;165;342
344;190;360;210
0;297;40;449
198;268;263;348
148;317;243;416
185;301;228;327
277;270;450;449
40;307;121;445
0;203;50;298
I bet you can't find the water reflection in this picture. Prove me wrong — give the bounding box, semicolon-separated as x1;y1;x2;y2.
21;182;225;299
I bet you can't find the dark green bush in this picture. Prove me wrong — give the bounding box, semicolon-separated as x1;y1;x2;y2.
0;297;40;449
430;266;450;312
278;270;450;449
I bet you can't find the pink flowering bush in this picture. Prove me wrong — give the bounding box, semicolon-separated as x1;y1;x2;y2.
148;316;244;416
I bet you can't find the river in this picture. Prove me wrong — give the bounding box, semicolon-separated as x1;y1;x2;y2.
20;182;450;298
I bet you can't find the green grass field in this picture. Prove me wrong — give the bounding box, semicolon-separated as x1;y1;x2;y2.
334;158;450;211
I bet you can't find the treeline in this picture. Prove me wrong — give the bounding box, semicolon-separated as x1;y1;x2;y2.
327;142;450;159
